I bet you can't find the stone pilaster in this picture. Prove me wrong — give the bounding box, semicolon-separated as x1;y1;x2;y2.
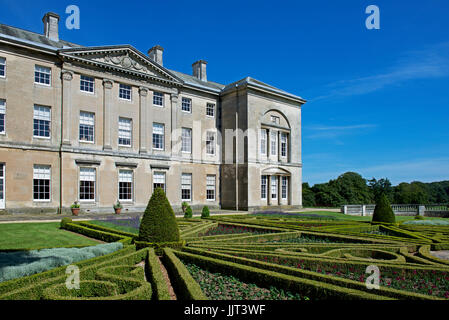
138;87;148;154
170;92;179;156
61;70;73;146
103;79;114;150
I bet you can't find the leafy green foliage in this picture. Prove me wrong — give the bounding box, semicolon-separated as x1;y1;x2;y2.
302;183;316;206
372;193;396;224
139;188;180;243
303;171;449;207
201;206;210;218
0;243;123;283
60;217;72;229
184;205;193;218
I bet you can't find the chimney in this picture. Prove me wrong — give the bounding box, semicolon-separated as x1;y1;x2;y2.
192;60;207;82
42;12;60;42
148;45;164;66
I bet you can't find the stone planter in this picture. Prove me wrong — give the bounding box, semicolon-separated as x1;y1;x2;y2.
114;208;122;214
71;208;80;216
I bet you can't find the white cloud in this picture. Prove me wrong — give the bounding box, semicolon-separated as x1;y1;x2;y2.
310;42;449;101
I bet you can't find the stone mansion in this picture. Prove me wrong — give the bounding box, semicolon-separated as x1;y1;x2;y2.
0;12;306;214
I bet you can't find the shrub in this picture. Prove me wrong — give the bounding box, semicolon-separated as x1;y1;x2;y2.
414;215;425;220
184;205;193;218
138;187;180;243
0;242;123;283
201;206;210;218
60;217;72;229
371;193;396;224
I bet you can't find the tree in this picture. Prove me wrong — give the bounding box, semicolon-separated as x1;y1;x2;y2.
138;187;180;243
302;183;316;207
368;177;393;202
332;172;373;205
372;193;396;224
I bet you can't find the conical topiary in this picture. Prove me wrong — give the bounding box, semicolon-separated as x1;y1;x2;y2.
138;187;180;243
201;206;210;218
371;193;396;224
184;205;193;218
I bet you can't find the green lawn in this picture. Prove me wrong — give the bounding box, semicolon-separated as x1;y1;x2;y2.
88;219;139;235
0;222;101;250
290;211;447;222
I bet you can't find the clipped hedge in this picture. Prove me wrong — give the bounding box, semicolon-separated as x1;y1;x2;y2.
179;247;442;300
42;264;151;300
145;248;172;300
162;248;207;300
173;249;393;300
0;246;148;300
62;222;132;244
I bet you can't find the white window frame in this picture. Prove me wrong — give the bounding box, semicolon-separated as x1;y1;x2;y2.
153;171;166;193
0;57;6;78
119;83;132;101
153;91;164;107
260;129;267;155
270;131;277;156
181;173;192;201
80;75;95;93
118;169;133;202
0;100;5;134
181;127;192;154
281;132;288;158
261;175;267;200
271;176;278;200
33;105;51;139
34;65;51;86
118;117;132;147
79;111;95;143
206;174;216;201
152;123;165;150
206;131;216;155
206;103;215;117
33;165;51;202
79;167;96;202
281;176;288;200
181;97;192;113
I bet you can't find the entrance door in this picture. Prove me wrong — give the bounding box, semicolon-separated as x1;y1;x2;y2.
0;164;4;209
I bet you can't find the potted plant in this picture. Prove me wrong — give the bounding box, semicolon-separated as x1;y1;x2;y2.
181;201;189;214
71;201;80;216
113;200;122;214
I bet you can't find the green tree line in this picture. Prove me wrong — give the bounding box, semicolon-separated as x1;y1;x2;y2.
302;172;449;207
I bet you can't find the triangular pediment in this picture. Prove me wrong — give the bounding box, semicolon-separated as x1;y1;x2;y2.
59;45;182;85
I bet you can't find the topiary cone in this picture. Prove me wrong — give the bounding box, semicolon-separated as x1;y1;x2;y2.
371;193;396;224
138;187;180;243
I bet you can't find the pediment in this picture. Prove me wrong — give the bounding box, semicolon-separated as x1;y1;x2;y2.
262;167;291;176
59;46;182;85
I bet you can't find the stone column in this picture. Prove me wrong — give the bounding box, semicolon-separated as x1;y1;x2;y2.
61;70;73;146
277;175;281;206
278;131;281;162
102;79;114;150
267;175;271;206
138;87;148;154
170;92;179;156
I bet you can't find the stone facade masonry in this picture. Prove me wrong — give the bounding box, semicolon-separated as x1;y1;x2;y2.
0;17;306;214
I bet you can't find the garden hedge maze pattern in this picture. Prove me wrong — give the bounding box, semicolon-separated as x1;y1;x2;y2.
2;214;449;300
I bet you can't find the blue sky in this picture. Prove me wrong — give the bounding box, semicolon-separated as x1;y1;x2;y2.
1;0;448;186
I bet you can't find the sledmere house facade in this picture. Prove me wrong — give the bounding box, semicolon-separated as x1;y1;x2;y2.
0;12;306;214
